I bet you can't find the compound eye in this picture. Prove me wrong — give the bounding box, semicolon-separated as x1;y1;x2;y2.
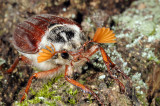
61;52;69;59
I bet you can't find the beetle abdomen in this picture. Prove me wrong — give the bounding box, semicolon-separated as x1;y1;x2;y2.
13;14;80;54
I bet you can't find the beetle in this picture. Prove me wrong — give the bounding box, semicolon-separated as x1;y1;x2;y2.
6;14;130;105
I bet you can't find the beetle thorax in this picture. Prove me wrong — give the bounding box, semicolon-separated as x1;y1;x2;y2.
40;24;87;51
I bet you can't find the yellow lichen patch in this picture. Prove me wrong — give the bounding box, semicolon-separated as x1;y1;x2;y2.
93;27;116;43
37;44;57;63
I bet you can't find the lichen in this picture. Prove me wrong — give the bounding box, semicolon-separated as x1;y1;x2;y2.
0;58;5;66
91;0;160;105
132;72;148;105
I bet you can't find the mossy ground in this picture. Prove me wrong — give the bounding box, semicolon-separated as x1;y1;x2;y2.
0;0;160;105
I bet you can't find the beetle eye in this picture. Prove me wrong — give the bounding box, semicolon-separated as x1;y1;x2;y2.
61;53;69;59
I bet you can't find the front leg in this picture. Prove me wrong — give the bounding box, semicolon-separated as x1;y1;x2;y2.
64;65;104;105
99;47;129;92
21;66;62;102
100;47;130;80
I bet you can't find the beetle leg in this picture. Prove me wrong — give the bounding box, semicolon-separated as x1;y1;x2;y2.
64;65;104;105
113;66;131;80
104;61;125;92
6;55;30;73
99;47;126;92
99;47;131;81
21;66;62;102
100;48;130;80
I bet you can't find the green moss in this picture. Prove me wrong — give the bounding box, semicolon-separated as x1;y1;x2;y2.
15;75;64;105
88;94;93;103
66;88;78;96
155;97;160;106
66;88;78;105
148;56;160;64
68;98;76;105
148;26;156;36
78;79;86;85
136;93;148;106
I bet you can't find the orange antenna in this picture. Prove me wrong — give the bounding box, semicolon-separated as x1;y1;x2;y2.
93;27;116;43
37;44;57;63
